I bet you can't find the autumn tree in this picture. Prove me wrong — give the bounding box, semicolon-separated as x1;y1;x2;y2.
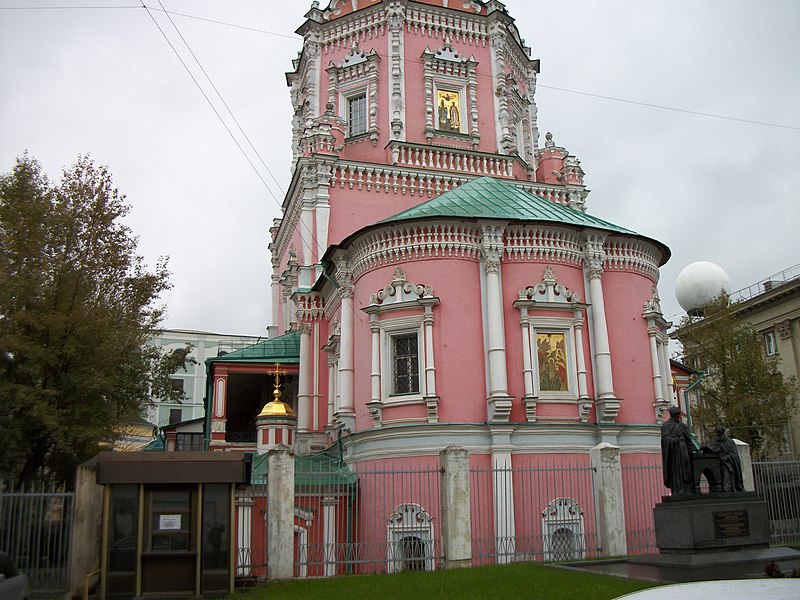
674;295;797;456
0;154;188;482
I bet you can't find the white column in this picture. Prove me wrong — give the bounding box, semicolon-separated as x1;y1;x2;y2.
519;310;535;399
659;337;674;406
423;308;437;397
327;355;336;426
647;325;664;405
485;261;509;397
322;497;338;577
587;274;615;399
370;317;381;404
236;497;253;576
574;311;589;399
337;284;355;426
492;450;515;563
481;224;512;422
297;323;312;433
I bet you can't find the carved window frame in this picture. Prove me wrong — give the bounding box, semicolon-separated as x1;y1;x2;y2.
362;269;439;410
421;40;479;147
386;503;435;574
327;45;380;145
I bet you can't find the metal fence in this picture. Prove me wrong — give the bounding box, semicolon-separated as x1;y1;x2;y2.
0;481;74;598
293;458;442;576
753;460;800;545
621;454;668;555
470;457;599;565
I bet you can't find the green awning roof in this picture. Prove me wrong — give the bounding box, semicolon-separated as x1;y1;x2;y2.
206;331;300;364
380;176;636;235
250;452;357;487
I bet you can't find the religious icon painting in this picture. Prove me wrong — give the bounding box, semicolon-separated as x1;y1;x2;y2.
537;332;569;392
436;89;461;132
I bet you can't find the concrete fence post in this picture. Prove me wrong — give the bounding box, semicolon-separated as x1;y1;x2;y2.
439;445;472;568
267;445;295;580
590;442;627;557
67;457;104;599
734;439;755;492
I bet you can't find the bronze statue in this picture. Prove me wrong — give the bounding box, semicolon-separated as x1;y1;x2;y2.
703;425;744;492
661;406;697;495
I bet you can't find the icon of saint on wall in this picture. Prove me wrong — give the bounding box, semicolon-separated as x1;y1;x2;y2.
436;90;461;132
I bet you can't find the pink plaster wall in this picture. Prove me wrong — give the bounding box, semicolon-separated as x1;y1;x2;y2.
602;269;659;424
350;257;487;431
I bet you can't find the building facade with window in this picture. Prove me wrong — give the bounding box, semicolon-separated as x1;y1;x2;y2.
207;0;677;570
148;329;263;428
724;267;800;456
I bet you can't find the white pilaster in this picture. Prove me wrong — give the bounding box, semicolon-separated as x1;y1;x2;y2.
322;497;338;577
337;280;355;428
481;224;512;421
492;449;515;563
584;234;618;423
236;497;253;576
297;323;312;433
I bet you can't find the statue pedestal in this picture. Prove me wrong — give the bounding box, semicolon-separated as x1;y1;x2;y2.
632;492;800;569
654;492;769;554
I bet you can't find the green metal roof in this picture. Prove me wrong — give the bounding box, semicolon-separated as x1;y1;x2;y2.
250;451;357;487
379;176;636;235
206;331;300;364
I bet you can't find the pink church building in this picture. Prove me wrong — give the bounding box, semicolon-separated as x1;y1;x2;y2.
203;0;677;575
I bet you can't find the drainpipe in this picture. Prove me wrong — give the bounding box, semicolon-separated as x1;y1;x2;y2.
683;371;703;445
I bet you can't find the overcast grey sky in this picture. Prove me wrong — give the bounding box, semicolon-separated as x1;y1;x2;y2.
1;1;798;338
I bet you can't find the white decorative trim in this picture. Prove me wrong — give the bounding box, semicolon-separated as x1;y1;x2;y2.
541;497;586;561
362;269;440;422
603;238;662;283
386;503;435;574
350;222;482;279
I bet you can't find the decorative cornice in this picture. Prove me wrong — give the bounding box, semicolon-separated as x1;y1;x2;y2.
349;222;482;278
604;238;661;283
367;267;434;306
504;225;582;265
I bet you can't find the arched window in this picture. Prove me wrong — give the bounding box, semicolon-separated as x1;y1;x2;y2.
386;503;435;573
541;497;586;562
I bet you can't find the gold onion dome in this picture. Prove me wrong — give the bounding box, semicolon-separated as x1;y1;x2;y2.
258;380;296;418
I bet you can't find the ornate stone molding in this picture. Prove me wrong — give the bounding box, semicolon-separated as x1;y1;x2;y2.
596;397;621;424
777;319;793;340
349;222;482;278
295;291;325;322
367;267;435;306
326;42;381;145
504;225;582;265
582;233;606;280
604;239;661;283
518;265;581;304
387;1;405;140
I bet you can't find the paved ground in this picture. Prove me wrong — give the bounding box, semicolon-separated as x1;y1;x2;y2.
614;579;800;599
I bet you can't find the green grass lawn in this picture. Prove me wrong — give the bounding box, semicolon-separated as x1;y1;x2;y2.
231;562;656;600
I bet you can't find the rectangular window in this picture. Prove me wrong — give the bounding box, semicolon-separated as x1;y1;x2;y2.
764;331;778;356
169;408;183;424
392;333;419;395
347;93;367;137
176;432;204;452
171;378;185;393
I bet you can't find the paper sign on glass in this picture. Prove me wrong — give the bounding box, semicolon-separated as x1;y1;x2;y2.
159;514;181;530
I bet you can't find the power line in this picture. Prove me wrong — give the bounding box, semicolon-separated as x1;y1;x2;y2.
7;4;797;132
139;1;282;203
153;0;286;196
537;84;800;132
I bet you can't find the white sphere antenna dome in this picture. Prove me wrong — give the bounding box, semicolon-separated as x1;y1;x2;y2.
675;261;731;315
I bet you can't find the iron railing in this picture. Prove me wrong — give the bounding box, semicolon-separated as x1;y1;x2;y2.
621;455;668;555
753;460;800;545
470;458;599;565
0;480;74;599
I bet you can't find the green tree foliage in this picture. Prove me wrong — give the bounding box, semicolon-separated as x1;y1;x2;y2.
675;295;798;455
0;154;190;482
